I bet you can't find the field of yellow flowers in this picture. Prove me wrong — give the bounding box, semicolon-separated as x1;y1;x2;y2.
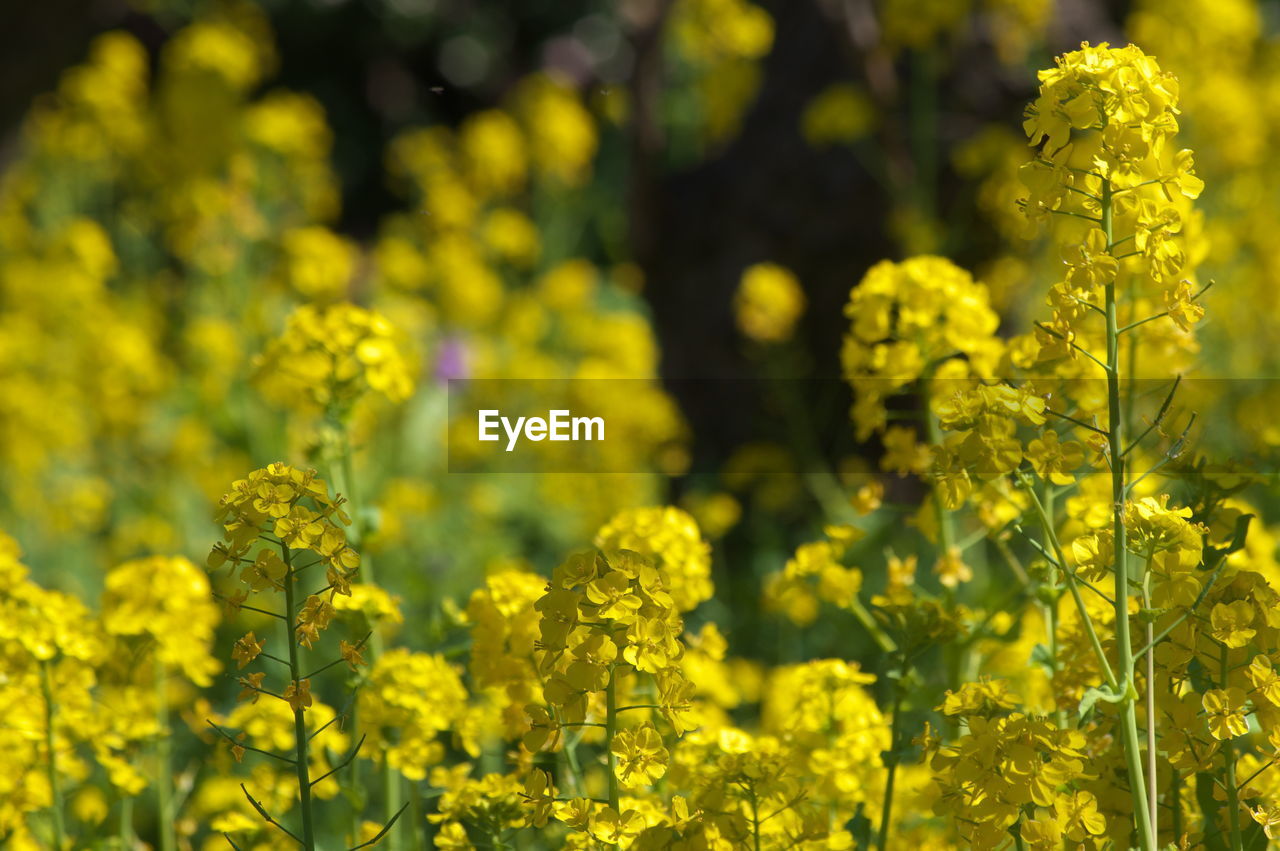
9;0;1280;849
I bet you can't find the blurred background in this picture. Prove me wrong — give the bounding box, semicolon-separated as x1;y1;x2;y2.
3;0;1280;663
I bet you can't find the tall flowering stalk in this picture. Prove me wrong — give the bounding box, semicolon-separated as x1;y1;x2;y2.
1020;42;1206;848
917;42;1211;848
254;302;416;846
207;463;398;849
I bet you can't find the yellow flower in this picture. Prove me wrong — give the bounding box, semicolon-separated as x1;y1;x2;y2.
588;806;644;845
1052;790;1107;841
585;571;642;623
933;547;972;589
231;632;264;669
623;617;682;673
802;83;876;147
1203;687;1250;740
733;262;806;343
1248;655;1280;707
1025;430;1085;485
1063;228;1118;290
1210;600;1257;649
339;639;365;671
284;678;313;713
280;226;356;302
939;679;1018;718
237;671;266;703
1165;278;1205;332
611;724;669;787
253;303;415;414
522;768;557;828
1251;804;1280;841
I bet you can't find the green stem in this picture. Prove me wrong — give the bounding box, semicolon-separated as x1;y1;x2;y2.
155;663;175;851
331;422;396;847
750;785;762;851
384;766;402;851
1102;179;1155;851
1023;483;1117;689
409;780;425;850
1143;563;1158;840
876;654;909;850
331;422;376;592
1043;486;1065;730
849;593;897;655
40;660;65;850
1171;769;1183;846
921;374;956;561
120;795;133;850
283;546;317;851
1222;646;1243;851
605;665;620;813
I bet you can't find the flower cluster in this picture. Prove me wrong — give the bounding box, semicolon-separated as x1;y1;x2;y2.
253;303;416;416
841;255;1003;441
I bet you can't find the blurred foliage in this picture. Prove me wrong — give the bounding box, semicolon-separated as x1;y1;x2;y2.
7;0;1280;848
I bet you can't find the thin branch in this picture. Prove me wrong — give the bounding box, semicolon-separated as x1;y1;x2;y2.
307;713;341;743
1123;376;1181;457
1118;282;1214;335
309;734;366;788
1044;407;1107;437
1241;758;1278;790
241;784;303;846
1050;208;1103;223
1128;413;1195;493
214;595;287;621
347;802;410;850
1034;322;1110;372
206;721;295;765
1013;526;1114;605
301;631;372;681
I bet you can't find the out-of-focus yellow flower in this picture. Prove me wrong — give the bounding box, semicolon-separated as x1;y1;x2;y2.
459;109;527;197
733;262;805;343
512;74;597;186
802;84;876;147
280;226;357;302
253;302;416;415
880;0;972;51
481;207;540;268
102;555;221;686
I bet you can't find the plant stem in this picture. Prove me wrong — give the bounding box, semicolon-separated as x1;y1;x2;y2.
155;663;175;851
1102;178;1155;851
1043;486;1065;729
1143;566;1158;839
283;546;317;851
40;660;65;850
1222;646;1243;851
921;373;956;563
384;764;402;851
1023;483;1117;689
120;795;133;849
332;422;399;848
1171;769;1183;846
876;654;909;850
605;664;620;812
749;785;762;851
